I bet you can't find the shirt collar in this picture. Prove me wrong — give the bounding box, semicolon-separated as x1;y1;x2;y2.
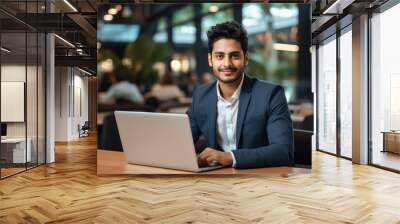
216;73;244;103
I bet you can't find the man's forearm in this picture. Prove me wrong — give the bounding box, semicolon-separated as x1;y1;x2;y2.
232;144;293;169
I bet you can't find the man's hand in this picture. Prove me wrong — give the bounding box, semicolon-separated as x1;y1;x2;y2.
197;147;233;167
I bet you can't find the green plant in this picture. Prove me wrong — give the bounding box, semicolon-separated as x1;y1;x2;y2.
124;35;172;86
98;48;120;65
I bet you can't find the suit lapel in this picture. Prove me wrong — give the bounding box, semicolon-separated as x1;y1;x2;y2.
236;75;253;148
208;85;218;148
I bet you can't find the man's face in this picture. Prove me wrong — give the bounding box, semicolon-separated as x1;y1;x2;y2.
208;38;248;84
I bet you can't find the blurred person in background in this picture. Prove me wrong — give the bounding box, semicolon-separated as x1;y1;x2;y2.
145;65;185;102
101;68;143;105
201;72;213;84
179;71;198;97
98;72;114;93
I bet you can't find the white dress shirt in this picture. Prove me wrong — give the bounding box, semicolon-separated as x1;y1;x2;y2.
216;75;244;167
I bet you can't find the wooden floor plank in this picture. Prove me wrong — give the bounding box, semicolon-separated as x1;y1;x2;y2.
0;135;400;223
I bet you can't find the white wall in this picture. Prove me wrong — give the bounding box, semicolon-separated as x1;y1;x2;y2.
55;67;89;141
55;66;69;141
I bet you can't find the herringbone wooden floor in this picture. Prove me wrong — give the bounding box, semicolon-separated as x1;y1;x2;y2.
1;135;400;223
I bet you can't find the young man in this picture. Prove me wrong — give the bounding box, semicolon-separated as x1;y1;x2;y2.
187;21;294;169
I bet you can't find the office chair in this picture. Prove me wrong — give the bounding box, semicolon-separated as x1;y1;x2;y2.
79;121;90;138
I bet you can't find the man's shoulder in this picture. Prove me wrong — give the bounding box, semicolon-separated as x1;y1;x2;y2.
192;82;216;98
247;76;283;95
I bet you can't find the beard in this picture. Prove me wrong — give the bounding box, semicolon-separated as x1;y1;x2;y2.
214;66;244;84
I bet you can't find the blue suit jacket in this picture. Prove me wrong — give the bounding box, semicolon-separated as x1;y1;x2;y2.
186;75;294;169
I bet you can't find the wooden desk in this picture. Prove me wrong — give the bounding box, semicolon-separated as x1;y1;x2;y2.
97;150;310;176
1;138;32;163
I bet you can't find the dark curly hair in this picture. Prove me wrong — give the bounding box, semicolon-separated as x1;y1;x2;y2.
206;21;248;54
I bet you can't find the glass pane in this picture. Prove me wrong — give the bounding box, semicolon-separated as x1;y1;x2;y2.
153;17;167;43
242;4;299;102
172;22;195;44
243;4;298;35
173;6;193;25
27;30;38;169
26;0;39;169
201;7;234;42
340;29;352;158
38;32;45;165
317;37;337;154
371;4;400;171
1;30;28;177
243;4;267;35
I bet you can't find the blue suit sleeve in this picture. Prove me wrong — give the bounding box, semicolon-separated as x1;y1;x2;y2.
232;86;294;168
186;89;201;144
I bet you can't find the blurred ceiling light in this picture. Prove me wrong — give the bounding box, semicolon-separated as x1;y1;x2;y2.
273;43;299;52
209;5;219;13
170;59;181;72
115;5;123;11
108;8;118;15
100;59;113;72
1;47;11;53
122;57;132;67
181;58;190;73
104;14;113;21
54;34;75;48
63;0;78;12
76;49;84;55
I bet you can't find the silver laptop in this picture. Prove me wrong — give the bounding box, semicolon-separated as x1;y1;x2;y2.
114;111;223;172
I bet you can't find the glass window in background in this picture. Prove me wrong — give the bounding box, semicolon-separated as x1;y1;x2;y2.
0;0;47;179
27;30;39;170
371;3;400;171
243;3;299;103
242;4;298;35
173;6;194;25
173;22;196;44
154;17;167;43
98;24;140;43
1;20;28;177
201;4;234;42
172;6;195;44
339;28;352;158
317;37;337;155
242;4;267;35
